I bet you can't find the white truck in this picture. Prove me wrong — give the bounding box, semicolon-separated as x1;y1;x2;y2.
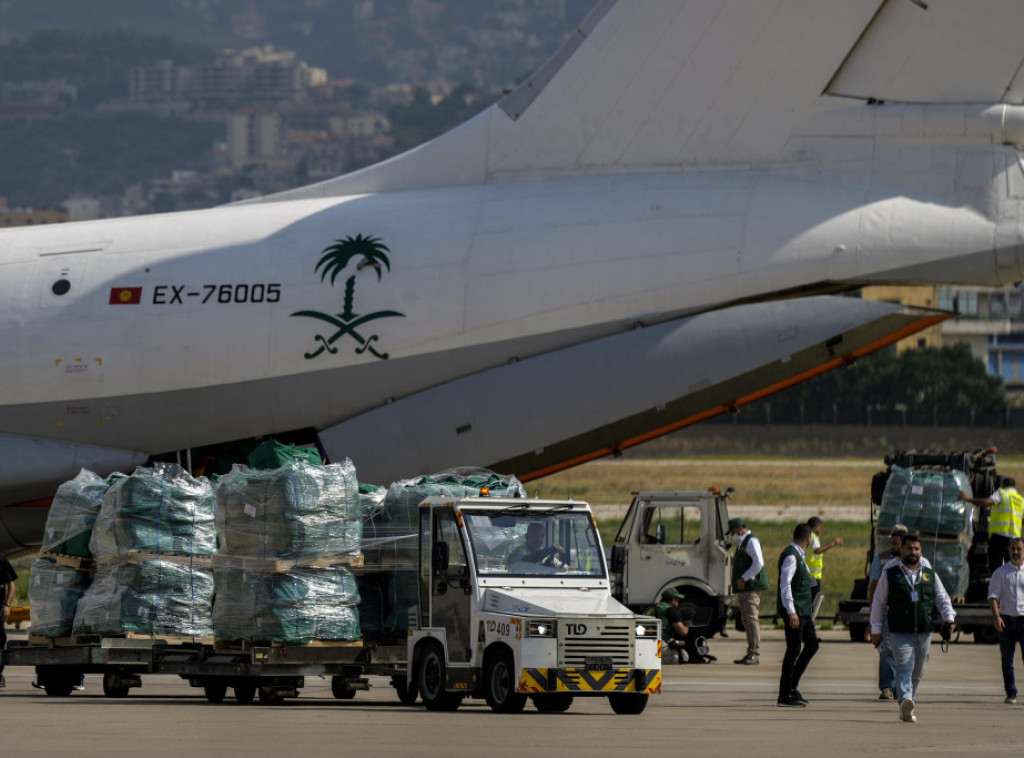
8;495;662;714
608;490;734;635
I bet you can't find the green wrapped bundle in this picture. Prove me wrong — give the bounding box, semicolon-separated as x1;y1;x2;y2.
356;569;417;643
921;539;971;598
365;468;526;569
248;439;322;470
73;560;214;636
41;470;120;557
876;468;974;536
215;460;361;560
91;463;217;560
28;558;90;638
212;566;360;644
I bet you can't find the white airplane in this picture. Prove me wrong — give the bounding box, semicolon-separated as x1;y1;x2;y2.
3;0;1024;553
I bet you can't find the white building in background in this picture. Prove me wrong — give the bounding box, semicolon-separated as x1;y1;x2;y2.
226;109;282;168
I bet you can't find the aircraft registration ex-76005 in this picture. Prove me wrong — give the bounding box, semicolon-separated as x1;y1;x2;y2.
2;0;1024;552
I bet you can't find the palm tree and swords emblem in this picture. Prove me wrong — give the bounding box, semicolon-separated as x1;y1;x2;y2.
291;234;405;360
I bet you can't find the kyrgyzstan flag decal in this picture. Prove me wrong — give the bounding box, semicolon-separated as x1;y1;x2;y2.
109;286;143;305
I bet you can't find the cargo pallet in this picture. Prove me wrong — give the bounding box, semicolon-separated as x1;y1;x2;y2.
4;636;411;704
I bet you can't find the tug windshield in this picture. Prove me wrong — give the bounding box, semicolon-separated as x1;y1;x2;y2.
462;510;606;578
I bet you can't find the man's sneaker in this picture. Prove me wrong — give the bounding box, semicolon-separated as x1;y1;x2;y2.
0;675;5;688
777;694;806;708
72;677;85;692
792;690;808;705
1006;695;1017;704
733;654;759;665
879;688;895;700
900;698;916;722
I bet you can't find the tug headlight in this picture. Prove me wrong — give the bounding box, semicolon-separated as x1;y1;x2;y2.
528;620;556;638
635;622;659;638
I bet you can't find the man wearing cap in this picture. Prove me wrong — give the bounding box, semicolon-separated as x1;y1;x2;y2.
654;588;699;663
729;517;769;665
777;523;819;707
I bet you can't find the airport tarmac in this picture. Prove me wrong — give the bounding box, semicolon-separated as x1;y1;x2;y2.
2;628;1022;757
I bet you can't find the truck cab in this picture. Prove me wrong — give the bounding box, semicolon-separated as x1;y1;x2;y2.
608;490;733;635
408;496;661;714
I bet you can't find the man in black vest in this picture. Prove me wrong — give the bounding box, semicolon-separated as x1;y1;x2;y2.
729;517;769;665
777;522;818;707
869;533;956;723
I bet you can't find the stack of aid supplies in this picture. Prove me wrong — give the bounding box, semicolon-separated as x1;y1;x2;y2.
212;441;362;644
72;463;217;637
876;466;974;598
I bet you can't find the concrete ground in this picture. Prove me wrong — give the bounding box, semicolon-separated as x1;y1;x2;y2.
1;628;1021;757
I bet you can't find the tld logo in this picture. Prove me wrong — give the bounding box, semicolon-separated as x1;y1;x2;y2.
565;623;588;635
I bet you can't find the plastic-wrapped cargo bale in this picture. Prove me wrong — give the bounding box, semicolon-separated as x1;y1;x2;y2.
215;460;360;561
28;558;90;638
73;559;214;637
366;468;527;569
247;439;323;470
212;566;360;644
920;537;971;598
876;468;914;531
41;470;121;558
90;463;217;561
918;470;973;534
876;468;974;536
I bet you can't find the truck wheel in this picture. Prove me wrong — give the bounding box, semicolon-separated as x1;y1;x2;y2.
391;674;418;706
417;642;461;712
608;693;649;715
484;649;527;713
975;625;999;645
234;684;257;704
331;676;357;699
203;683;227;703
102;672;131;698
848;622;868;642
531;693;573;713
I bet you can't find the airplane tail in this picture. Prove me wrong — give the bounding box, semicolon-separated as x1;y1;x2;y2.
253;0;1024;202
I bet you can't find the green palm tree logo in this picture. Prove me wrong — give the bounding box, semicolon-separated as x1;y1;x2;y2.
291;234;405;360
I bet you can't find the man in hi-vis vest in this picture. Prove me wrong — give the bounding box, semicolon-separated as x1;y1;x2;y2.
961;477;1023;574
729;517;769;665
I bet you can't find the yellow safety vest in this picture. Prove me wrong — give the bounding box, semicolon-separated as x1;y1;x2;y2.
804;534;823;580
990;488;1024;538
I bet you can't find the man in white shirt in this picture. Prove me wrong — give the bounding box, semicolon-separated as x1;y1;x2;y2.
777;523;818;707
870;534;955;723
988;536;1024;704
729;517;769;665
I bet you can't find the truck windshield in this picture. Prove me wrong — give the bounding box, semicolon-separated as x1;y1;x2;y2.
462;511;606;578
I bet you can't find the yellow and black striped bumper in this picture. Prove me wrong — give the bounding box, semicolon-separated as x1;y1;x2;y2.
518;668;661;694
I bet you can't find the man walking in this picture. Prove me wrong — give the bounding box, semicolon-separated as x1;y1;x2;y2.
988;536;1024;704
0;550;17;688
777;523;819;707
870;534;956;723
961;477;1023;573
868;524;909;700
805;516;843;619
729;517;768;665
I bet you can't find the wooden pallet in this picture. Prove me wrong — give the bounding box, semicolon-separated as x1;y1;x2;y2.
211;553;364;572
38;551;92;571
94;551;215;569
213;637;363;651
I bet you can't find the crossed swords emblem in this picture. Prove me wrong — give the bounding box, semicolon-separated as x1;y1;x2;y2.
290;308;404;360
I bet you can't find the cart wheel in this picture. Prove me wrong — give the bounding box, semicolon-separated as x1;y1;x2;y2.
259;686;284;705
102;673;131;698
40;671;75;697
331;676;357;700
391;674;417;706
608;693;649;714
234;684;257;704
204;683;228;703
